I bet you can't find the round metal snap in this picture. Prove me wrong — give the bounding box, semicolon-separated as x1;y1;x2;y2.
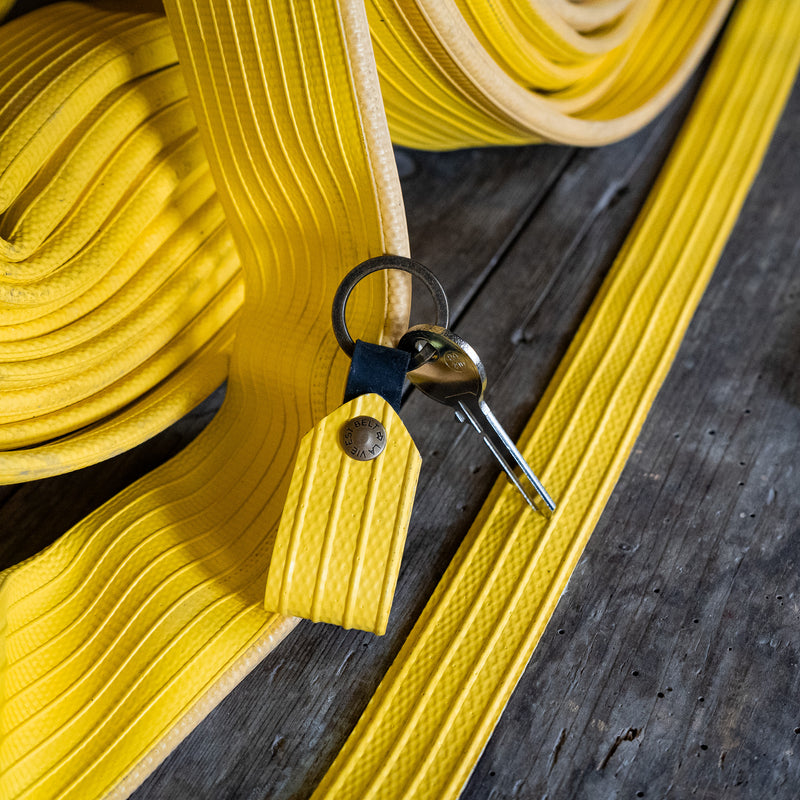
340;416;387;461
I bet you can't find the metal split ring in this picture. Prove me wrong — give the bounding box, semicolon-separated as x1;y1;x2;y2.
332;255;450;358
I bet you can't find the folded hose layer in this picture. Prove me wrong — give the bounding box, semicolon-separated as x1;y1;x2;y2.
0;6;239;477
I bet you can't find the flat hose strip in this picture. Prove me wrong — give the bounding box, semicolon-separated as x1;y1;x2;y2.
314;1;800;798
0;0;749;798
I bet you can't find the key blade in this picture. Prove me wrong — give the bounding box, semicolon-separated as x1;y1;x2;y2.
455;405;480;432
457;398;556;517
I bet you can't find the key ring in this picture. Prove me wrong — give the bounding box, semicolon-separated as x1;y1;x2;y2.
332;255;450;359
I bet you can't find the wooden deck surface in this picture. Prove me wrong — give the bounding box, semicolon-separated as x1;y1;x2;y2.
2;34;799;800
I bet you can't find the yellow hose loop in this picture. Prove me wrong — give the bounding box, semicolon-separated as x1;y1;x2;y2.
314;2;800;797
0;5;237;476
370;0;733;149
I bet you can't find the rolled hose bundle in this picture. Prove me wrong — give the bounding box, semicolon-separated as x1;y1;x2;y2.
0;0;731;481
6;0;791;798
0;6;237;479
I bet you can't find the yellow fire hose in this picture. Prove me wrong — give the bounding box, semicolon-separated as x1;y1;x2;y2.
0;0;796;797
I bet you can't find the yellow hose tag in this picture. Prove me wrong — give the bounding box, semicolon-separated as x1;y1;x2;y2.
264;393;420;634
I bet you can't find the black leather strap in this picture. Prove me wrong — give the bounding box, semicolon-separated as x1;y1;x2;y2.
343;340;410;412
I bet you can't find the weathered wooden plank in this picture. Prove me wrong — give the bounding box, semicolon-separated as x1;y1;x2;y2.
132;68;707;799
398;144;572;322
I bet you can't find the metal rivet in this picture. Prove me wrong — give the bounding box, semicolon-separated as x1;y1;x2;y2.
341;416;387;461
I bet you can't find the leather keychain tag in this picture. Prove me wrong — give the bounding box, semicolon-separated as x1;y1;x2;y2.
265;256;448;634
264;339;420;634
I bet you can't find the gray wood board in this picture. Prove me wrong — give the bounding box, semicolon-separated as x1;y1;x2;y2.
1;57;797;800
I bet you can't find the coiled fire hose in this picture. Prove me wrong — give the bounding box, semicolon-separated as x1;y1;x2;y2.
1;0;797;797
